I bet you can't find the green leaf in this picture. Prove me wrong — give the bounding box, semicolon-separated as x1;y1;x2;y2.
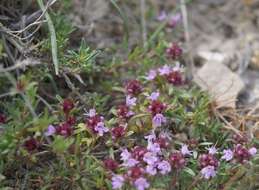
51;135;74;153
184;167;196;177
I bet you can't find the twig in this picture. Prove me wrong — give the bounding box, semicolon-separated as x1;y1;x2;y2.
180;0;194;79
214;109;242;135
0;58;41;73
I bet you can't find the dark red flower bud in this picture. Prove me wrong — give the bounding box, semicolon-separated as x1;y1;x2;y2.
166;43;182;60
166;71;184;86
198;154;219;168
232;134;248;145
154;137;169;149
132;146;147;161
148;100;166;116
233;144;251;164
63;99;74;114
125;80;142;95
117;105;132;119
128;166;143;179
0;114;6;124
169;152;186;169
66;116;76;126
86;115;103;132
56;123;73;137
111;125;126;139
24;138;38;151
103;158;119;171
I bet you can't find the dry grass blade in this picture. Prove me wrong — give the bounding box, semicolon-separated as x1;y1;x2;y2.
37;0;59;75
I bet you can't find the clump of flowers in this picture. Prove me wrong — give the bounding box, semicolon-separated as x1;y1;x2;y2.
85;109;109;136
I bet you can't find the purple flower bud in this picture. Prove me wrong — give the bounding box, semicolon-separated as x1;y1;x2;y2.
152;113;166;127
221;149;233;161
145;164;157;176
143;152;158;165
157;160;171;175
146;70;157;81
201;165;216;179
249;147;257;156
44;125;56;136
158;65;171;76
157;10;167;21
94;122;109;136
181;144;192;156
134;177;150;190
148;91;160;101
111;175;124;189
208;146;218;155
126;96;137;107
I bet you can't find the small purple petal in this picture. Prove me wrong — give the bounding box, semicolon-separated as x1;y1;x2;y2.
148;91;160;101
201;166;216;179
221;149;233;161
181;144;192;156
146;70;157;81
152;113;166;127
249;147;257;156
111;175;124;189
134;177;150;190
44;125;56;136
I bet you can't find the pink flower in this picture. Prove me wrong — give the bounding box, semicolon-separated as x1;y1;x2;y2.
168;13;182;28
152;113;166;127
208;146;218;155
148;91;160;101
249;147;257;156
122;158;139;168
157;160;171;174
120;149;131;161
158;65;171;75
146;70;157;81
221;149;233;161
143;152;158;165
157;10;167;21
201;166;217;179
145;164;157;175
144;132;156;142
181;144;192;156
134;177;150;190
44;125;56;136
94;122;109;136
84;108;96;117
147;141;161;154
111;175;124;189
126;96;137;107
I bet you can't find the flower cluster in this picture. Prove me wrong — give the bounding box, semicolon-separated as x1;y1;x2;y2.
110;132;172;190
85;109;109;136
146;63;185;86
